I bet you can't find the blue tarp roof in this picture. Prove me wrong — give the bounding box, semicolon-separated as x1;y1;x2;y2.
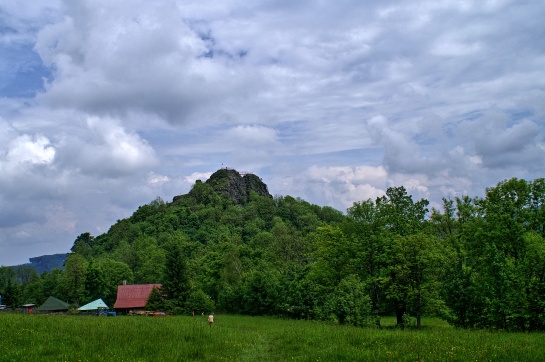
78;298;109;311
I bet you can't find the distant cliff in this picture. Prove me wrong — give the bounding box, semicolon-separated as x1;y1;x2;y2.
11;253;67;273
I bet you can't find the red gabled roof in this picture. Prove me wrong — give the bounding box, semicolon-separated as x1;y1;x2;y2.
113;284;161;309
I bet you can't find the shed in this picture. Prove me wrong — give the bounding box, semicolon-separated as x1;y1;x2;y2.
113;284;161;312
21;303;36;314
78;298;109;311
38;296;70;312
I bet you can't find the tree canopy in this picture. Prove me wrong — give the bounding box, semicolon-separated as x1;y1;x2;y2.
3;171;545;331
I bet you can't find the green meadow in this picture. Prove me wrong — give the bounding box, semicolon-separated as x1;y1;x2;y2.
1;314;544;361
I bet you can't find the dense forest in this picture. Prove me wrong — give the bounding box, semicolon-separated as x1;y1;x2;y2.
1;169;544;331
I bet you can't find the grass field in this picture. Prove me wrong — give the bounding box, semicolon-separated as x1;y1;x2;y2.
1;314;543;361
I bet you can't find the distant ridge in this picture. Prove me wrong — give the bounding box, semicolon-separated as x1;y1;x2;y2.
10;253;67;273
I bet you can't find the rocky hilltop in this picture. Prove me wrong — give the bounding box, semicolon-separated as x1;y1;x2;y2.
174;168;272;205
207;168;272;203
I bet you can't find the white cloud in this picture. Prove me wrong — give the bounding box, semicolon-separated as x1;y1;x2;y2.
269;165;388;211
15;230;31;239
0;133;56;182
185;172;212;185
147;172;170;186
53;117;159;177
469;155;482;165
33;0;258;125
1;0;545;265
6;134;55;165
224;125;278;144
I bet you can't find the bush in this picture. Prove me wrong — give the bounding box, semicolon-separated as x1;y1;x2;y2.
185;289;215;315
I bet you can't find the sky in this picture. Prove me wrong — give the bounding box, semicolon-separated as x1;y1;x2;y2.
1;0;544;266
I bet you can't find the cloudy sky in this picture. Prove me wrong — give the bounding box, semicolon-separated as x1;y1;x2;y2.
1;0;544;266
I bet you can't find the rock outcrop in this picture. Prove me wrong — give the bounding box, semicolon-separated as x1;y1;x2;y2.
173;168;272;205
206;168;272;204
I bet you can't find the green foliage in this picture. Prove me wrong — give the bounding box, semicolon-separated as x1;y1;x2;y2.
345;199;385;319
70;232;94;259
145;286;165;311
60;253;88;305
82;259;106;304
330;274;372;326
3;277;22;307
375;186;429;236
132;236;165;283
162;239;190;310
10;172;545;331
185;289;215;315
95;258;133;307
240;266;281;315
40;268;64;304
433;178;545;331
16;266;41;304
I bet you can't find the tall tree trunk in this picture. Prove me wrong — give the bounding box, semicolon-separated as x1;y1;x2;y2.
395;304;405;329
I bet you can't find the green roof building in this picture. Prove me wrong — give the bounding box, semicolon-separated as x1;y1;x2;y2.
38;296;70;312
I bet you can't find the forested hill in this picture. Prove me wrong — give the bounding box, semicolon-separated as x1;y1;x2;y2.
2;171;545;332
51;167;347;312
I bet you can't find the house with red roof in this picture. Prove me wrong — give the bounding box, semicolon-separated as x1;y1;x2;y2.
113;283;161;313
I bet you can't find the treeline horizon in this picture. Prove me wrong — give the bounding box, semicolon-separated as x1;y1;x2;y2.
1;173;544;331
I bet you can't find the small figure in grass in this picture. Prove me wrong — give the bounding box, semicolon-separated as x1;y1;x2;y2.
208;312;214;327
